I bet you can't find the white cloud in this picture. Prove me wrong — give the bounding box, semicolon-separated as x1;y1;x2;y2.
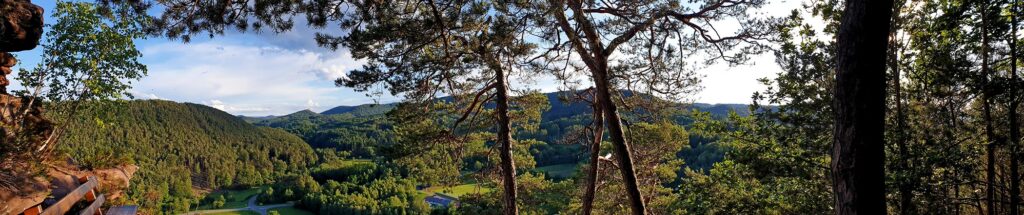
207;99;227;110
129;89;162;100
133;40;380;115
204;99;272;113
306;99;320;110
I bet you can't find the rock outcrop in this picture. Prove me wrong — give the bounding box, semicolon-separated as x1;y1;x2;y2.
0;0;54;174
0;164;139;214
0;0;61;214
0;0;53;157
0;0;44;52
0;1;136;214
1;0;44;92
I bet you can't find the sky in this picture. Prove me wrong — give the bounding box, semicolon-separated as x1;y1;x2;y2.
11;0;803;116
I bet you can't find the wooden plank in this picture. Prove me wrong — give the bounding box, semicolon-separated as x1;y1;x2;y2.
23;205;42;215
84;189;96;201
78;194;105;215
40;176;98;215
105;206;138;215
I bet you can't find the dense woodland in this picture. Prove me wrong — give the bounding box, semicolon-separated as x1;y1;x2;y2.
57;101;317;213
0;0;1021;214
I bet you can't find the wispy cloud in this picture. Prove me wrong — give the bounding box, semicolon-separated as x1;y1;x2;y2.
131;40;386;115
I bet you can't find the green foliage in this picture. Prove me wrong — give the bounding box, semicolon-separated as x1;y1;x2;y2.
58;100;316;214
16;0;147;103
253;110;393;158
198;187;263;209
422;183;493;198
298;173;430;215
533;164;577;179
15;0;148;128
454;172;571;214
268;207;316;215
320;104;397;116
2;0;148;173
673;8;836;214
578;121;689;214
212;195;226;208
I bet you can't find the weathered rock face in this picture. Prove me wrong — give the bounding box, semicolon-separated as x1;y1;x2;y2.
0;0;51;152
1;164;139;214
0;53;13;92
0;0;45;52
1;0;44;93
0;1;57;214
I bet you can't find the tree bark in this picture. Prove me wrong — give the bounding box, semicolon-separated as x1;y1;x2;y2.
894;36;914;215
832;0;894;214
888;4;914;213
549;1;648;213
1008;1;1020;213
980;1;997;214
494;63;519;215
582;94;604;215
593;66;647;215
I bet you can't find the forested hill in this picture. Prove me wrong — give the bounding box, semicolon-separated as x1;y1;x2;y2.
58;100;317;212
321;103;399;116
245;92;751;167
247;92;751;121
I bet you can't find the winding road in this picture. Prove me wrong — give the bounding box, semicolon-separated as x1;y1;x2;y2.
183;195;293;215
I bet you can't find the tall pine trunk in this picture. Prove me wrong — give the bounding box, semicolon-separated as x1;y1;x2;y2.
593;63;648;215
888;4;913;212
980;2;998;214
551;1;649;212
1009;1;1020;213
894;36;913;215
832;0;894;214
494;64;519;215
582;96;604;215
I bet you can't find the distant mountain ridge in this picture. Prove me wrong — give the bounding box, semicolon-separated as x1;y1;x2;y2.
238;92;752;120
321;103;398;116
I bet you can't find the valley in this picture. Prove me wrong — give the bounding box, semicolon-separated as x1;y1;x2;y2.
53;92;746;214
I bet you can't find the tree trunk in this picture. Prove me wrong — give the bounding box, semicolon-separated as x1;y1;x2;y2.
888;4;913;212
894;40;914;215
494;63;519;215
1008;1;1020;213
593;63;647;215
832;0;894;214
551;1;648;212
582;94;604;215
980;2;997;215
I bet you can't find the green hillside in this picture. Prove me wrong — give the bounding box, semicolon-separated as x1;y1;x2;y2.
57;100;317;213
320;103;398;116
252;109;394;158
246;92;749;172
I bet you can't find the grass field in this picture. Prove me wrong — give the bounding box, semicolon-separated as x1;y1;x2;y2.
206;211;259;215
536;164;578;179
268;206;316;215
196;186;264;209
422;183;493;197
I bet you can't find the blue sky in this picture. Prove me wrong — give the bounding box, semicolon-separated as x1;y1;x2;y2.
11;0;801;116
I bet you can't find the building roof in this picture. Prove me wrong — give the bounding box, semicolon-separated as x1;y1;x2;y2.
425;194;457;207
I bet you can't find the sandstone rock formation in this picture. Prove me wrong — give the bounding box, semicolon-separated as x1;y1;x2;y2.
0;0;52;154
0;164;139;214
0;0;44;52
0;0;53;168
0;1;136;213
0;0;60;214
1;0;44;93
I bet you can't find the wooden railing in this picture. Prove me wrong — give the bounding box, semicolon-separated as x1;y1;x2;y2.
22;176;104;215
